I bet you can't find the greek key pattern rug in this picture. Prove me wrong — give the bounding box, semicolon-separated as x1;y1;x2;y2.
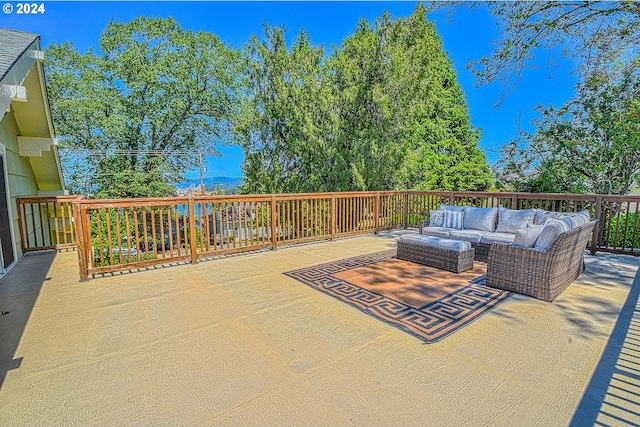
284;250;511;343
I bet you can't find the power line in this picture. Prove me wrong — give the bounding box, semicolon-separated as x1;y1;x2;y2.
58;149;216;156
59;148;217;194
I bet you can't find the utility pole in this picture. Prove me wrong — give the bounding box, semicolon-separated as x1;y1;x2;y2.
199;151;205;195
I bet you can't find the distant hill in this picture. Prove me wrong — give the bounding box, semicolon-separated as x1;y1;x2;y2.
175;177;243;191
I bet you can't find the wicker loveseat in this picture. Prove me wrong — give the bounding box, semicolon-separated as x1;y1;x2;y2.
486;220;597;302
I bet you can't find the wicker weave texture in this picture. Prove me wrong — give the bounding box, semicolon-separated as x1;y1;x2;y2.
420;221;492;263
486;221;597;302
471;243;491;263
397;239;475;273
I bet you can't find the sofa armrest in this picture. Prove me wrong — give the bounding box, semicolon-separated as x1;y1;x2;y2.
487;220;595;302
486;242;555;297
488;243;553;273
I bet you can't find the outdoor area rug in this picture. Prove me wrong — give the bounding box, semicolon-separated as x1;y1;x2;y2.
284;250;512;343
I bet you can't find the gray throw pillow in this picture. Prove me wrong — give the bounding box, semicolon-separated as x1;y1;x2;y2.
566;210;591;228
534;219;565;251
533;209;560;225
496;208;535;233
443;210;464;229
533;209;554;225
553;215;573;232
577;209;591;223
429;210;445;227
439;203;464;212
513;225;544;248
462;206;498;232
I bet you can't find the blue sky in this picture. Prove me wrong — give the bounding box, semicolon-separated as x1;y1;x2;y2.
2;1;578;179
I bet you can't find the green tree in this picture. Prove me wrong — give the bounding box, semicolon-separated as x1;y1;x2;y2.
239;4;492;193
46;17;242;198
237;25;333;194
494;60;640;194
433;1;640;103
330;6;491;191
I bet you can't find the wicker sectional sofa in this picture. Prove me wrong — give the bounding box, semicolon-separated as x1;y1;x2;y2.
420;205;592;261
419;204;597;301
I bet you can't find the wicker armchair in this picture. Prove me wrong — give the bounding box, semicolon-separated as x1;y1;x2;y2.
486;221;597;302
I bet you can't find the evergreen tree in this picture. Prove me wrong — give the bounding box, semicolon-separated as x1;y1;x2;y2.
329;5;491;191
238;4;492;193
236;26;332;193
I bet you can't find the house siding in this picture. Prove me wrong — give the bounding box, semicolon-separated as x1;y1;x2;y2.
0;111;39;259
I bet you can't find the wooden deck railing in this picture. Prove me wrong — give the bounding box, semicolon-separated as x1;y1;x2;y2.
17;196;83;252
15;191;640;279
69;192;407;278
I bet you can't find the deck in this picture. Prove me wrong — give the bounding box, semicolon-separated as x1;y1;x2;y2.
0;230;638;426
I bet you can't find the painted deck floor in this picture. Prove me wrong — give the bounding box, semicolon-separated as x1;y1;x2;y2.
0;230;638;426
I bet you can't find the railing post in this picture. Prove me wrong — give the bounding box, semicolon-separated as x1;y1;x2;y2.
511;193;519;210
403;191;409;229
330;193;336;240
592;196;603;255
449;192;455;205
374;192;380;234
188;196;198;264
16;198;27;254
270;195;277;250
72;201;89;281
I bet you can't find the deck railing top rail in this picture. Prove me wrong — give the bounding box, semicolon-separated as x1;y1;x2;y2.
16;195;84;203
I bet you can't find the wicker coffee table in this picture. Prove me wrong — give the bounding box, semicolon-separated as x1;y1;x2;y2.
397;234;475;273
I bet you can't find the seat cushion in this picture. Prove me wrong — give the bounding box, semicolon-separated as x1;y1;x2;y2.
496;208;535;233
421;226;451;238
449;229;484;243
399;234;472;252
463;206;498;232
480;232;516;245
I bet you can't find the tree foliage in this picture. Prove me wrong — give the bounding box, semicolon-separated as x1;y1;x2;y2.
235;26;332;193
46;17;242;198
494;60;640;195
433;1;640;103
238;4;492;193
429;1;640;195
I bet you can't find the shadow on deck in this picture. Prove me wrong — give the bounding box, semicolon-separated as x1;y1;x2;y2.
0;251;55;388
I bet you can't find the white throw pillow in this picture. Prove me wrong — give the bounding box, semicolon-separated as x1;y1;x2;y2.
567;210;591;227
443;210;464;230
462;206;498;232
533;209;561;225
